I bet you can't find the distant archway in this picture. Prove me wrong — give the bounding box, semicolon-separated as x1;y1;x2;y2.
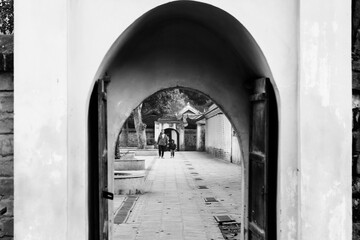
88;1;279;239
164;128;180;151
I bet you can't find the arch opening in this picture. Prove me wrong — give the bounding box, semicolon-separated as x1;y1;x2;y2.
164;128;179;151
87;1;279;240
108;86;248;238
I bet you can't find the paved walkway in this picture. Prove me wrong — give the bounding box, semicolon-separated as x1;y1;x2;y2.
113;151;243;240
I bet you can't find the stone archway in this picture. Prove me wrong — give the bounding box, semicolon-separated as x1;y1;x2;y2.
155;119;185;151
88;1;279;239
164;128;180;151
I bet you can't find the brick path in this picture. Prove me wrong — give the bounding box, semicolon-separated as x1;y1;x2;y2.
113;151;243;240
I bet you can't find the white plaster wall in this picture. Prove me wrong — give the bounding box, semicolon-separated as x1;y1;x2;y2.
206;114;232;160
196;122;205;151
223;116;232;157
171;130;178;147
14;0;351;240
154;121;160;142
299;0;352;239
231;132;242;165
205;114;241;163
14;1;68;239
206;115;219;152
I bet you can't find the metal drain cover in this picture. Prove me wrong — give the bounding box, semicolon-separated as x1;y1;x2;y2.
197;185;208;189
218;222;241;239
214;215;235;223
114;195;138;224
204;197;218;203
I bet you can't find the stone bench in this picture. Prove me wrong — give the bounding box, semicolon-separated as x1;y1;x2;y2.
114;159;145;171
120;147;158;156
114;170;145;195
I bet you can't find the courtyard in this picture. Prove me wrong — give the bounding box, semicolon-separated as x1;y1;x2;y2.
113;152;242;240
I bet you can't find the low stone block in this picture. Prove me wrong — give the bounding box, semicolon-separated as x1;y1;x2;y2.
0;217;13;237
114;159;145;171
0;156;13;177
0;73;13;91
0;93;13;113
354;60;360;72
0;135;13;157
0;199;13;216
0;113;13;134
114;174;145;195
119;151;136;159
134;149;158;156
0;54;13;73
357;157;360;175
0;178;13;197
0;236;12;240
353;223;360;240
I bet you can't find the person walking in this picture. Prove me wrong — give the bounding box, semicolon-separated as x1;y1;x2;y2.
157;130;168;158
169;139;177;158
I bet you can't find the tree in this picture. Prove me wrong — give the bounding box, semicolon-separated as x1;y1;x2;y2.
131;89;183;149
133;103;147;149
179;89;211;112
142;89;187;116
0;0;13;34
128;88;211;149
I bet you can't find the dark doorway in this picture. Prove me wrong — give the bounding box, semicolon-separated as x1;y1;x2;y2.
164;128;179;151
248;78;278;240
88;77;111;240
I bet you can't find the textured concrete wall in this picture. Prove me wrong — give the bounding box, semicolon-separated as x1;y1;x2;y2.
0;35;13;240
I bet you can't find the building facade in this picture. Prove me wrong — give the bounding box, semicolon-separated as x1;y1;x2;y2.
117;103;202;151
197;104;242;165
14;1;351;239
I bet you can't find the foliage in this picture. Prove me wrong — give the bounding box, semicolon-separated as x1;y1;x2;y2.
354;198;360;222
127;88;211;128
121;88;211;148
0;0;13;34
142;89;187;116
141;88;211;118
179;89;211;112
354;177;360;222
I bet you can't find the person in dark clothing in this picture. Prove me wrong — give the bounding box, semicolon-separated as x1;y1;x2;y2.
169;139;177;158
157;131;168;158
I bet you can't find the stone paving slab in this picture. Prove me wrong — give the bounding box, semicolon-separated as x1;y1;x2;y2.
113;151;243;240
